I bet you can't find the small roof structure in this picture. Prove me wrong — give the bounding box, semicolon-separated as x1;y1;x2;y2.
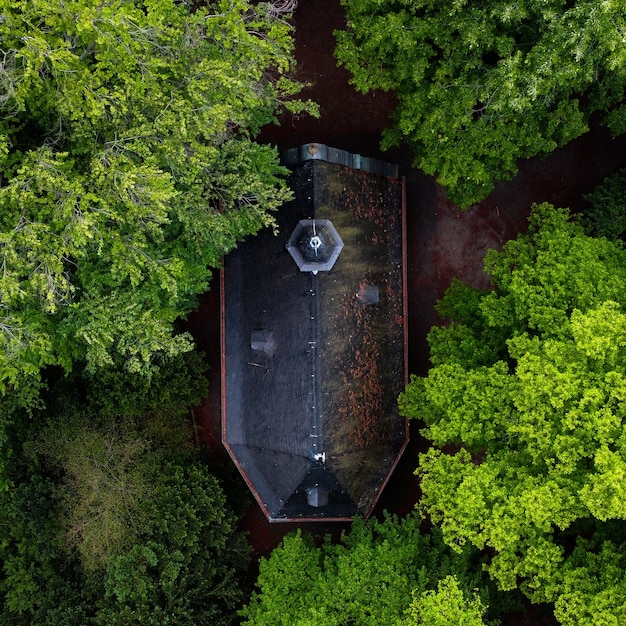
357;283;380;306
221;146;408;522
286;219;344;274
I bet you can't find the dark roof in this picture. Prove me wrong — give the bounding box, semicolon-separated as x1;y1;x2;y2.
221;153;408;522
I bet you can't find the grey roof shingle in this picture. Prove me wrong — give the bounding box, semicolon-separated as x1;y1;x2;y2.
221;156;408;521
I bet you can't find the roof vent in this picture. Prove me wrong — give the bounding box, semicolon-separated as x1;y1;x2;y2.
251;330;276;357
356;284;379;305
306;485;330;507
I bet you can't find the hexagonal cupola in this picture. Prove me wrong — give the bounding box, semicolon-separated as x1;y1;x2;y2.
286;219;343;274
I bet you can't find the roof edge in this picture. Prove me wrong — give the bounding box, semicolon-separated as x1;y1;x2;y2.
281;143;398;178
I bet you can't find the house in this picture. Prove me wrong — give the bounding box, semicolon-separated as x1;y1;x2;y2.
221;144;408;521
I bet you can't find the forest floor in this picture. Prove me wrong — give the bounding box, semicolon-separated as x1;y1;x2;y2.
186;1;626;623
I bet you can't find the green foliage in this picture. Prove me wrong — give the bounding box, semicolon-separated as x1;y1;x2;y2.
478;203;626;339
428;278;507;368
0;0;313;399
0;369;45;491
24;350;207;571
581;168;626;241
35;416;159;571
83;350;209;419
242;513;503;626
0;476;94;625
402;576;488;626
97;461;250;625
554;530;626;626
0;351;248;625
0;454;249;625
399;204;626;621
336;0;626;207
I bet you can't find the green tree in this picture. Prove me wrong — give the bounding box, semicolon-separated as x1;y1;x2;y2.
96;462;250;626
0;476;94;625
26;350;206;571
581;168;626;241
36;416;163;571
336;0;626;207
402;576;487;626
0;0;314;400
0;454;250;625
0;357;249;625
81;349;209;420
553;527;626;626
241;514;502;626
399;204;626;623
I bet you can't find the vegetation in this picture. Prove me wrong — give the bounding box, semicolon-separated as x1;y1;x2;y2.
581;167;626;241
400;203;626;624
0;1;302;622
241;514;502;625
3;1;626;624
0;352;250;625
0;0;314;410
336;0;626;207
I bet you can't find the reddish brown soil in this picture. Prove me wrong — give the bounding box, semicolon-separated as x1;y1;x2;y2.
186;0;626;621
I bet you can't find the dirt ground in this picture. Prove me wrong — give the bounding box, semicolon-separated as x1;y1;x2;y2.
186;0;626;621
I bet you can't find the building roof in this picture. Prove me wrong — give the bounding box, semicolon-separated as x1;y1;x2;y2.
221;149;408;522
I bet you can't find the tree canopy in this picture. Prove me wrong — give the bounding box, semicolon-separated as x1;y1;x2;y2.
403;576;487;626
581;167;626;241
241;514;507;625
399;204;626;624
0;350;249;625
336;0;626;207
0;2;316;620
0;0;313;401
